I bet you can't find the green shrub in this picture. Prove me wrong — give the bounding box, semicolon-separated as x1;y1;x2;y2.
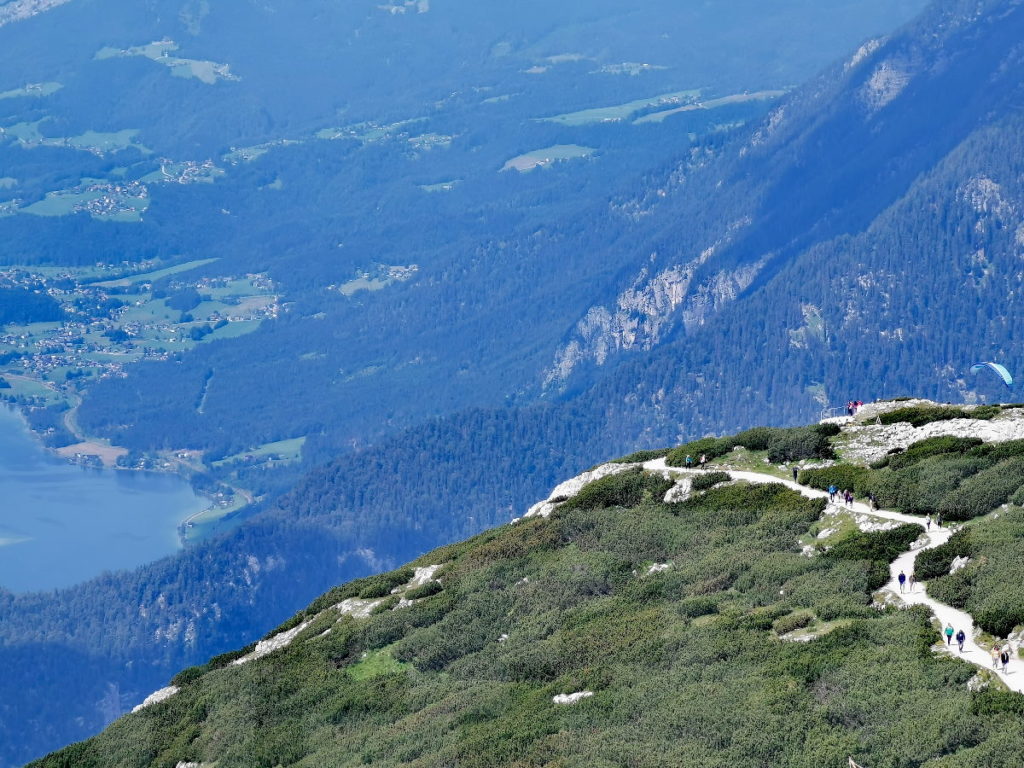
207;642;258;670
358;568;416;599
677;595;720;618
977;439;1024;461
971;689;1024;716
665;437;734;466
259;612;307;641
610;448;670;464
798;464;870;494
691;471;731;492
371;596;400;614
561;468;674;511
866;455;990;516
732;426;786;451
878;404;999;427
825;525;921;563
406;581;444;600
1011;485;1024;506
772;610;814;635
975;594;1024;638
888;436;984;470
170;665;206;687
766;425;836;463
938;456;1024;521
914;530;973;580
865;560;892;592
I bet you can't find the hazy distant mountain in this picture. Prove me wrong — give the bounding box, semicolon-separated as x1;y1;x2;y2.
556;0;1024;445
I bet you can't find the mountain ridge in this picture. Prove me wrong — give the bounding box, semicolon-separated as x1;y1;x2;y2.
30;400;1024;767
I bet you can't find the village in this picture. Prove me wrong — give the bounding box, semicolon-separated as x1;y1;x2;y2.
0;261;279;426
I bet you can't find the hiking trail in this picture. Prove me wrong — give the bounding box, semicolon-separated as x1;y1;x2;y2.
640;458;1024;693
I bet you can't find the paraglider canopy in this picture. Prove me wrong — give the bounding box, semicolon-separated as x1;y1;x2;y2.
971;362;1014;389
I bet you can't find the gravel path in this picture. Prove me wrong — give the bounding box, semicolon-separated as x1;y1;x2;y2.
643;458;1023;692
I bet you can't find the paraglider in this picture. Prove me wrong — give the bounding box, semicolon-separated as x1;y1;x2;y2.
970;361;1014;390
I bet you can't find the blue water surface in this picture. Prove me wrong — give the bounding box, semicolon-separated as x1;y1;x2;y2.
0;407;205;593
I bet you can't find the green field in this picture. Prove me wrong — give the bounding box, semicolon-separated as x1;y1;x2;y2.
538;89;701;126
338;276;391;296
501;144;594;172
633;89;786;124
0;82;62;100
222;139;302;164
593;62;668;76
419;180;461;192
140;160;224;185
96;40;239;85
2;376;66;405
21;180;149;221
316;117;426;145
213;436;306;468
3;120;149;155
93;258;218;287
181;494;249;544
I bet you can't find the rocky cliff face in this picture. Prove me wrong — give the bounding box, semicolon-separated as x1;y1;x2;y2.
0;0;73;27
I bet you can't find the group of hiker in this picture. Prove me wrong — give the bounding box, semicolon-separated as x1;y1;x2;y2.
679;449;1018;680
942;624;1013;672
826;484;856;507
846;400;864;416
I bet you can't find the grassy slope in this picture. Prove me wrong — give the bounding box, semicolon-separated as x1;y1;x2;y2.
31;471;1024;768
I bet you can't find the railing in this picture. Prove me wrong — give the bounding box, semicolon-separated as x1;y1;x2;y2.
819;405;849;421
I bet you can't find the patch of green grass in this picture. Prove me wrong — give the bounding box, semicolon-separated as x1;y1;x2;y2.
213;437;306;468
633;89;785;124
92;258;218;287
181;494;249;544
501;144;594;172
538;89;701;126
347;648;409;681
96;40;238;84
0;82;62;100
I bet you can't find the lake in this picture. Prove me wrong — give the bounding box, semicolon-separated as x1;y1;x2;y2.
0;407;206;593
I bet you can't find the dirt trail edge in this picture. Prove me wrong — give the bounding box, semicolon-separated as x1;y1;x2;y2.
642;458;1024;693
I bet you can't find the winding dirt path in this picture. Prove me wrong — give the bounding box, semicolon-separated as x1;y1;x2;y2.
642;458;1023;692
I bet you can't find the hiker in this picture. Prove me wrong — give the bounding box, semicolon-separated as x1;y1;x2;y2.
926;515;932;531
898;571;906;593
908;574;916;592
956;629;966;652
792;466;799;482
685;454;693;468
945;624;954;645
1001;648;1011;673
991;645;1001;669
868;492;876;510
828;484;837;503
845;489;854;507
699;453;706;468
936;514;943;528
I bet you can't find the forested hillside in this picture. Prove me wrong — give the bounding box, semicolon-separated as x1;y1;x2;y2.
30;412;1024;767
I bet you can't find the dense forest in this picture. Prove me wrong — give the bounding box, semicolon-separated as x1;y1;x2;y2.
0;288;62;325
